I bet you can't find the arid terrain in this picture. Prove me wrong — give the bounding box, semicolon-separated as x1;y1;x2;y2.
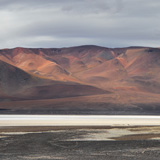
0;45;160;114
0;126;160;160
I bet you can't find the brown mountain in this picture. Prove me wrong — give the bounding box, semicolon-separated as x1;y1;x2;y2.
0;45;160;114
0;58;107;101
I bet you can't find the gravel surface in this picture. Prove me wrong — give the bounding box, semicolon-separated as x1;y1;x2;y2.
0;126;160;160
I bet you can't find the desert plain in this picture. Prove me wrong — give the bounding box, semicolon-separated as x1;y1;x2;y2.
0;125;160;160
0;115;160;160
0;46;160;159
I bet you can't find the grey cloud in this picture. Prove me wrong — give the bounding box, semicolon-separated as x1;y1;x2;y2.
0;0;160;49
61;0;124;15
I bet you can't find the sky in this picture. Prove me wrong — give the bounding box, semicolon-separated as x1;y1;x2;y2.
0;0;160;49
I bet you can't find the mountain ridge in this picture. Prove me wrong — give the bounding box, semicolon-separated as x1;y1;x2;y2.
0;45;160;104
0;45;160;114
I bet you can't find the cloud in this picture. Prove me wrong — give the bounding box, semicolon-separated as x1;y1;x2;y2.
0;0;160;49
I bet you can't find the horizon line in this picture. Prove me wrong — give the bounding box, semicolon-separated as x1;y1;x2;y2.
0;44;158;50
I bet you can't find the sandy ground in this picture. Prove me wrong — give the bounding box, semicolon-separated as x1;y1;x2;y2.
0;115;160;126
1;93;160;115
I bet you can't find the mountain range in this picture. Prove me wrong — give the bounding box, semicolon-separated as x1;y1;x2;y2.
0;45;160;114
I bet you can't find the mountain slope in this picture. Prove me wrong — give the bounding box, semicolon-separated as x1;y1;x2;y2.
0;45;160;97
0;59;108;101
0;60;43;94
0;45;160;114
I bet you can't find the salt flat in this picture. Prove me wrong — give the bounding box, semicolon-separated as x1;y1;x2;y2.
0;115;160;126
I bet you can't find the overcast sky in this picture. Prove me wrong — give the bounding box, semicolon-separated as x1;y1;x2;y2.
0;0;160;49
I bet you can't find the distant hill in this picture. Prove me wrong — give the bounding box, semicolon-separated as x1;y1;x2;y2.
0;45;160;114
1;45;160;93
